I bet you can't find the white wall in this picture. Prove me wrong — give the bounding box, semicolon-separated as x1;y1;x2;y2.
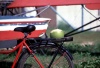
57;5;100;31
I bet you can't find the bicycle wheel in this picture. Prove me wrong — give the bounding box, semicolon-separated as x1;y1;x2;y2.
16;45;74;68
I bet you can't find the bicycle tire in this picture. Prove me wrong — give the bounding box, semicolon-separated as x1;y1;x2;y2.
16;45;74;68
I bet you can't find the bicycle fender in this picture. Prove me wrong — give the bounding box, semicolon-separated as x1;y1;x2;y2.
66;50;73;60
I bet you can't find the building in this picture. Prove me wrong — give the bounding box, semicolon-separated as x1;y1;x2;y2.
57;5;100;31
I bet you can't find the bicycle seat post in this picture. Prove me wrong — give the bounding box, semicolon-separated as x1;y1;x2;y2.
24;33;28;39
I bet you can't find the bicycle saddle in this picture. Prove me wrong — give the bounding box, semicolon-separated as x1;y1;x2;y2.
14;25;36;33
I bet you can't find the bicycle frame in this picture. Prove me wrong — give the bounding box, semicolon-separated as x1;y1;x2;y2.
0;38;44;68
47;43;73;68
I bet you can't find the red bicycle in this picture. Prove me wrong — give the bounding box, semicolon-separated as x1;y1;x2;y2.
0;25;74;68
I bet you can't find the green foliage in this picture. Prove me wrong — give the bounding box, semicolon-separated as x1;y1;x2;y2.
76;58;100;68
65;43;100;54
57;21;73;32
92;43;100;53
64;43;100;68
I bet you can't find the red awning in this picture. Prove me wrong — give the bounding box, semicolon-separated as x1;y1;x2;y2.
8;0;100;8
85;3;100;10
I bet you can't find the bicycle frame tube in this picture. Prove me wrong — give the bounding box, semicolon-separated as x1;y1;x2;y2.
0;40;23;54
0;39;25;68
24;40;44;68
0;39;44;68
12;41;23;68
32;54;44;68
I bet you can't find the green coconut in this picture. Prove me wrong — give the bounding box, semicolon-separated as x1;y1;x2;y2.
50;29;64;39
